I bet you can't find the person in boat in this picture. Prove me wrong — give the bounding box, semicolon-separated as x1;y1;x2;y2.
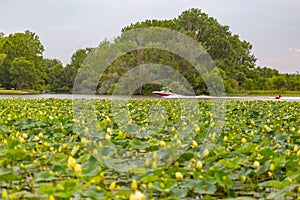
162;86;172;93
275;94;281;99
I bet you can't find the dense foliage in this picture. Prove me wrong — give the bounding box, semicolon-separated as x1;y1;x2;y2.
0;8;299;94
0;31;46;91
0;98;299;199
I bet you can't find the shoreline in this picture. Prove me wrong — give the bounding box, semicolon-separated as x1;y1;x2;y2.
2;88;299;97
0;93;299;101
0;89;39;95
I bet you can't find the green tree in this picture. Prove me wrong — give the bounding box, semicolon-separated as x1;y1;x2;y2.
0;54;6;66
10;57;37;90
270;75;287;90
67;9;300;94
235;71;246;86
48;63;70;92
225;79;239;93
65;48;92;91
0;30;46;90
243;78;254;90
120;8;256;94
44;58;62;88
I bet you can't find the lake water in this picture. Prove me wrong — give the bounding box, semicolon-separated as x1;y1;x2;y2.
0;94;299;101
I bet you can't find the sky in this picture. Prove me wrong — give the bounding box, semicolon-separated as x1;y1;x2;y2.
1;0;300;73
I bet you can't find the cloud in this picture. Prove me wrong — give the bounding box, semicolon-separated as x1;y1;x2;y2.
288;48;300;52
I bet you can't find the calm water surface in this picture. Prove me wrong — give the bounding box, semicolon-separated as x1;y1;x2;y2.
0;94;299;101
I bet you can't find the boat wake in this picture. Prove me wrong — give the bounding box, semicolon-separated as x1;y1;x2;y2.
161;94;300;101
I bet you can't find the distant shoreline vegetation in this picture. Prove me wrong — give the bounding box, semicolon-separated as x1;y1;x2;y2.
0;88;39;95
0;88;299;97
0;8;299;95
226;90;300;97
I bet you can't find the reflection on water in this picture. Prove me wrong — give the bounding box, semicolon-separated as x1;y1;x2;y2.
0;94;299;101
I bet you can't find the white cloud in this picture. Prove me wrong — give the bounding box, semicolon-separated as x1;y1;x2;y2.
288;48;300;52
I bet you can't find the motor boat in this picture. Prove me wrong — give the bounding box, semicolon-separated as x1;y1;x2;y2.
275;94;281;99
152;88;174;97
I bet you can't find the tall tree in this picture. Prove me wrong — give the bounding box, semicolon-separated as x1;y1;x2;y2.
0;54;6;66
116;8;258;94
48;63;70;92
65;48;92;91
10;57;37;90
0;30;45;90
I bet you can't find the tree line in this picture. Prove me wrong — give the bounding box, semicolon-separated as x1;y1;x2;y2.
0;8;299;94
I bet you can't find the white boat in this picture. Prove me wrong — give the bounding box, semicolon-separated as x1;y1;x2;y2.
152;88;174;97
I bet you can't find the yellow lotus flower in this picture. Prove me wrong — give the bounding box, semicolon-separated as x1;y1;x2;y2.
67;156;76;170
294;145;299;152
96;186;102;191
263;125;272;133
196;161;203;169
203;149;209;158
48;195;55;200
270;163;275;171
286;149;291;156
253;161;260;169
109;181;116;191
93;149;98;155
297;150;300;157
129;190;146;200
223;136;228;142
22;133;28;139
144;159;150;167
159;141;166;147
131;179;138;190
2;189;7;199
106;117;111;124
105;134;111;141
172;127;176;132
241;138;247;144
44;142;49;147
118;130;123;137
107;127;112;135
74;163;82;176
191;140;198;148
240;176;246;182
84;127;89;135
19;137;25;143
81;137;89;144
152;161;157;169
268;171;272;177
175;172;183;180
32;136;40;142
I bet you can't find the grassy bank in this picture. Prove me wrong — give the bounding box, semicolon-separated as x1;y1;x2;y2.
0;89;39;95
227;90;300;96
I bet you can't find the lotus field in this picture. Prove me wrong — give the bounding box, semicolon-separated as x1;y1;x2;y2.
0;98;300;199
